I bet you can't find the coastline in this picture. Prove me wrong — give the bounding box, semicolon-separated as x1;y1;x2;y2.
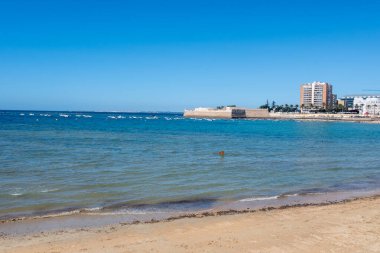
1;189;379;235
266;113;380;124
185;112;380;124
258;117;380;124
1;195;379;253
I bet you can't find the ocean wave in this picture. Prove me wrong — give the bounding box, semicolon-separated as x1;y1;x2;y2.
75;114;92;118
129;116;143;119
39;114;51;117
29;113;34;116
83;208;169;216
38;210;82;219
239;196;279;202
9;188;60;196
189;118;215;121
59;114;69;118
108;115;126;119
145;116;159;120
278;193;299;198
239;191;331;203
239;192;328;202
40;188;60;193
9;192;23;196
79;207;102;212
19;113;25;116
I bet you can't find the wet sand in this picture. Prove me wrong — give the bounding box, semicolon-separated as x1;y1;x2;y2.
1;195;379;253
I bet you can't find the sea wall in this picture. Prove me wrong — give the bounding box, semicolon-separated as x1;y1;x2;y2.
183;108;269;118
183;110;232;118
245;109;270;118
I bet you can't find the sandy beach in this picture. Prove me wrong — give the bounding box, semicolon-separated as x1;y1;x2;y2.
1;196;379;253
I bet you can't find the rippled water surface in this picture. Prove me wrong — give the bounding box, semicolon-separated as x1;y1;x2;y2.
0;110;379;220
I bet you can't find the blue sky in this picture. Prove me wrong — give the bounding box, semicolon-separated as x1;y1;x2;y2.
1;0;380;111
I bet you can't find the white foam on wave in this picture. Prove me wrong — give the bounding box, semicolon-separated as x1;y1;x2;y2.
75;114;92;118
190;118;216;121
59;114;69;118
39;114;51;117
145;116;158;120
108;115;126;119
10;192;23;196
164;117;172;120
85;209;166;216
239;196;279;202
281;193;299;197
40;188;60;193
19;113;25;116
81;207;102;212
29;113;34;116
38;210;81;219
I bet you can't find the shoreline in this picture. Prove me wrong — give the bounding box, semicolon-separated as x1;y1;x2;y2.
187;115;380;124
1;189;379;235
1;195;379;252
265;115;380;124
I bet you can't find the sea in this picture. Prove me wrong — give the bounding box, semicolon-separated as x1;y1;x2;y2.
0;110;379;233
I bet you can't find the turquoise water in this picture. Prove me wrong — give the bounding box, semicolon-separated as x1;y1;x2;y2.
0;110;379;220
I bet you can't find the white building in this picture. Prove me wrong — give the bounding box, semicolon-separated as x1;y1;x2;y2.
353;96;380;115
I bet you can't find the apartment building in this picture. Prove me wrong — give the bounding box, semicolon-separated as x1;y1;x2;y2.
300;81;335;110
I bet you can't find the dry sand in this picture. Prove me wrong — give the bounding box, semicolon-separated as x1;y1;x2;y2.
1;196;379;253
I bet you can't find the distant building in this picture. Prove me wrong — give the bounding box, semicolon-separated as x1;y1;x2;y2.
337;99;345;107
300;81;335;110
352;95;380;115
339;96;355;109
341;95;380;115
